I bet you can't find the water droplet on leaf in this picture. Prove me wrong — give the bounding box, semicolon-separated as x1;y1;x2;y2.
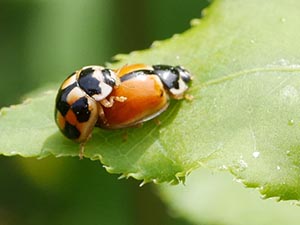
276;165;281;170
252;151;260;158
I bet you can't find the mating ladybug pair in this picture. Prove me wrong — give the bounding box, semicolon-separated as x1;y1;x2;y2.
55;63;192;148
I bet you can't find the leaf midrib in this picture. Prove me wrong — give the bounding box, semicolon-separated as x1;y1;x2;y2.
190;66;300;91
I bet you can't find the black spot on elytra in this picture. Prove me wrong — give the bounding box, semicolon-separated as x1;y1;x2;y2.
79;67;94;78
78;68;101;96
63;122;81;139
71;97;91;123
55;83;77;116
175;66;191;83
153;65;180;90
102;69;116;86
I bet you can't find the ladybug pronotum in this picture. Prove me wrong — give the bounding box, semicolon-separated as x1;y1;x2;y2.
55;63;192;156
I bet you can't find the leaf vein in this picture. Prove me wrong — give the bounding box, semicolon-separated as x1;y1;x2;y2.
192;66;300;91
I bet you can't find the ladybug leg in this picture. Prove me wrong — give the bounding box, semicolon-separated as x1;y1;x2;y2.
97;103;107;123
78;132;92;159
184;94;194;101
79;143;85;160
153;118;161;126
100;98;113;107
100;96;127;108
114;96;127;102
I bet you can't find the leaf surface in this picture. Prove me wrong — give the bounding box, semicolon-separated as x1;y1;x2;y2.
159;168;300;225
1;0;300;200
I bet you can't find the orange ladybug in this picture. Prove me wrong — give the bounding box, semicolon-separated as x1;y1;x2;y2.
97;64;192;128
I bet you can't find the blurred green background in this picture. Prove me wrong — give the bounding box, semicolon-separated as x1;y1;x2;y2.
0;0;208;224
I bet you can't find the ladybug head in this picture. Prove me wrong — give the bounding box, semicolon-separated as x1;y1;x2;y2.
152;65;192;99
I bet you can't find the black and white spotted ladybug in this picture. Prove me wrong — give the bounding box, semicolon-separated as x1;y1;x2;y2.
54;65;121;143
55;63;192;150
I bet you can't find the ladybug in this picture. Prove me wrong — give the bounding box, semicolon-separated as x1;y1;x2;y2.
55;63;192;148
54;65;122;143
97;64;192;129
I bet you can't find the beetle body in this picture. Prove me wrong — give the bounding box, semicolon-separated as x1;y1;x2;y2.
55;65;119;142
55;63;192;143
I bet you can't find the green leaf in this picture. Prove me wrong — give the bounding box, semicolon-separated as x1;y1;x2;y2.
158;168;300;225
1;0;300;200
